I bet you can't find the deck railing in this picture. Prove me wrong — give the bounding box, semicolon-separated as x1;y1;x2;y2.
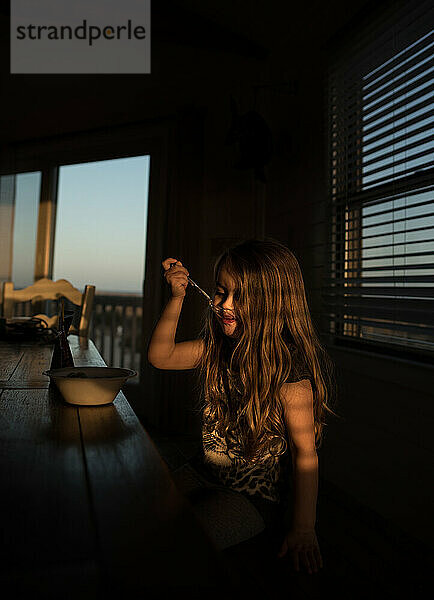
89;293;143;381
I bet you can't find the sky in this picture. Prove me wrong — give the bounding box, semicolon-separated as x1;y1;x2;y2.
11;171;40;288
53;155;150;293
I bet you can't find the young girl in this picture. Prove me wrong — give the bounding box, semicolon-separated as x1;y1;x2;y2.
147;238;337;575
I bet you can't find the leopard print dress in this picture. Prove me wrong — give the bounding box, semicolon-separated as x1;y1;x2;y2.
201;345;313;505
202;424;285;502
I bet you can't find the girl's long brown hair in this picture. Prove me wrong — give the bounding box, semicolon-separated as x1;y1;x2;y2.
195;237;339;463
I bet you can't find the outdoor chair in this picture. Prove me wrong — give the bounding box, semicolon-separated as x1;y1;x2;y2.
2;278;95;337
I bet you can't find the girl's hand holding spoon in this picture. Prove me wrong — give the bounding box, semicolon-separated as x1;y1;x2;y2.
162;257;223;317
162;258;189;298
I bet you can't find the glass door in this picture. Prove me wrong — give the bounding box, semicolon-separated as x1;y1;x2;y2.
52;155;150;376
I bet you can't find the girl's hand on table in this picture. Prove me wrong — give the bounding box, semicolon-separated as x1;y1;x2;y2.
162;258;189;298
277;528;323;574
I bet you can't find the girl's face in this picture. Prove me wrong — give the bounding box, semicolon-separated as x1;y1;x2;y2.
214;268;240;339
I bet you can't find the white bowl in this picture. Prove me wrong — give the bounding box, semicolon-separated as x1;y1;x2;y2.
43;366;137;406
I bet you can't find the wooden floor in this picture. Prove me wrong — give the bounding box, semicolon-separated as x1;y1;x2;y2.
149;430;432;599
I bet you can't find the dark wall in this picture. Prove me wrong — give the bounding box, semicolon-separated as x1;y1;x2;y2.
1;0;371;145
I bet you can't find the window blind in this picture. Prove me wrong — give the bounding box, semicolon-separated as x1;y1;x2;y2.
325;0;434;355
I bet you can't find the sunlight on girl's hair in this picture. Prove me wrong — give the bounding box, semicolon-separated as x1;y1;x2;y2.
194;237;339;463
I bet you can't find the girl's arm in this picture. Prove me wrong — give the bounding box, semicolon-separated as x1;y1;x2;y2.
277;379;323;573
281;379;318;531
147;258;204;370
147;296;204;370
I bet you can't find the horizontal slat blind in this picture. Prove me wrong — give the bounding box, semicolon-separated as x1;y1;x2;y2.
326;0;434;353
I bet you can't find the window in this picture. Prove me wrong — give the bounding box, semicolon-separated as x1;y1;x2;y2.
326;0;434;358
0;172;41;287
53;156;150;293
52;155;150;376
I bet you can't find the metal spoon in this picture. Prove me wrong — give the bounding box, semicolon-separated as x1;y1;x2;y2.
168;263;234;319
187;276;227;317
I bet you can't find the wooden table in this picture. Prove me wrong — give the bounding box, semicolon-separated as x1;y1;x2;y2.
0;335;236;598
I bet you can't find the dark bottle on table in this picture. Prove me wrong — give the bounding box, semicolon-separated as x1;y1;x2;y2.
50;298;74;369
